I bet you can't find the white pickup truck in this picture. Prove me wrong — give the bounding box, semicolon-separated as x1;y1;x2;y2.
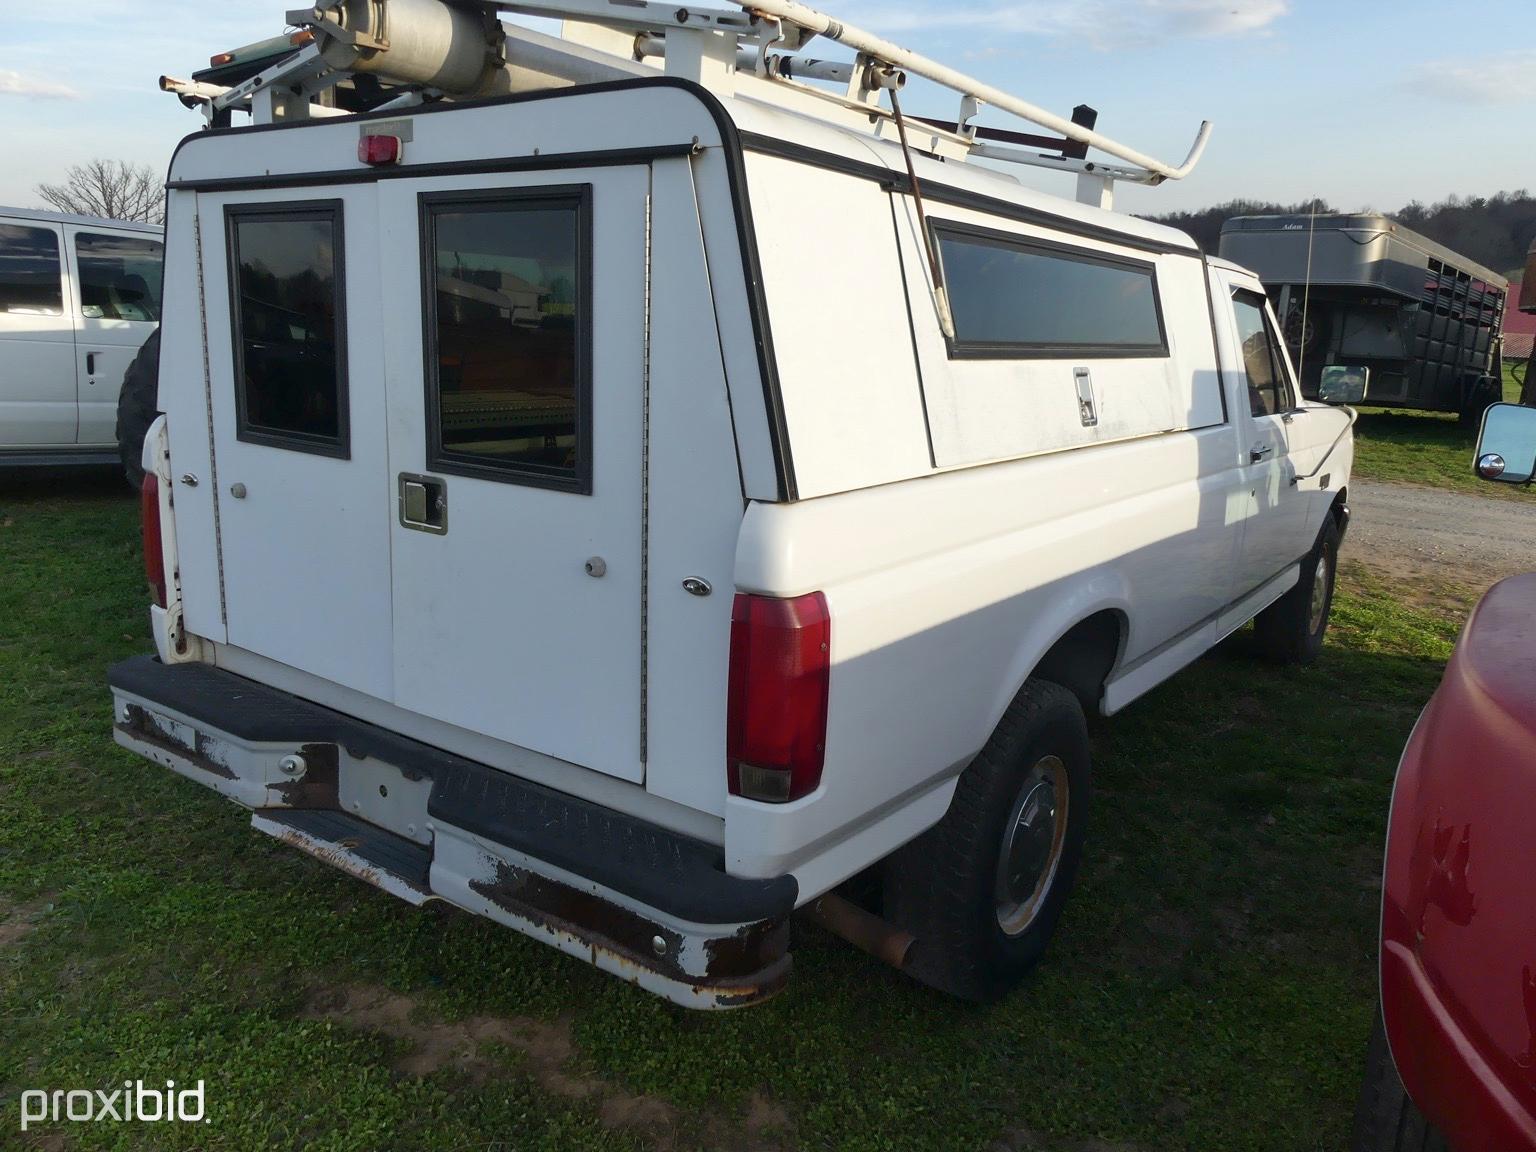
111;0;1356;1008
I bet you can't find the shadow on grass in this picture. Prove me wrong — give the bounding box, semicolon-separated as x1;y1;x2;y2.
0;464;131;502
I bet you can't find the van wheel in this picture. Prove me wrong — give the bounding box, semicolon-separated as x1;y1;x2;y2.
115;328;160;490
1253;516;1340;665
1352;1012;1448;1151
884;678;1090;1002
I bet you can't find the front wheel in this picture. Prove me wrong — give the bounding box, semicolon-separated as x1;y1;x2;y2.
1352;1012;1447;1151
884;678;1091;1002
1253;516;1340;665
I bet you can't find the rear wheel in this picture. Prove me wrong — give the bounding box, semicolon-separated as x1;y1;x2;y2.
885;678;1091;1002
1457;375;1501;429
1352;1012;1448;1151
115;328;160;490
1253;516;1340;665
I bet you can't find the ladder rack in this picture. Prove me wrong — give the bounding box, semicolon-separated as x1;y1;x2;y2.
165;0;1211;207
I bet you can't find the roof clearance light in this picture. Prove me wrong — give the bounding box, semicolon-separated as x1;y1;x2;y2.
209;52;236;67
290;29;315;46
358;134;403;167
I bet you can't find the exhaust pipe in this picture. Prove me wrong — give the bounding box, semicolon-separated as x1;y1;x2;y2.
801;892;915;971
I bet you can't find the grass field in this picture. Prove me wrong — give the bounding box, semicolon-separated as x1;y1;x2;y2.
1351;364;1526;496
0;471;1469;1151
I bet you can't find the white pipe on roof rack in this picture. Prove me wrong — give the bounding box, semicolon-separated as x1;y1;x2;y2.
739;0;1212;181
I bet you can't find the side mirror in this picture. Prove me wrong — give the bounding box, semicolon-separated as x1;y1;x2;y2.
1475;403;1536;485
1318;365;1369;405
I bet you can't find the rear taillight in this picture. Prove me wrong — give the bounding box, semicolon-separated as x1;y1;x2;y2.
726;592;831;803
141;473;166;609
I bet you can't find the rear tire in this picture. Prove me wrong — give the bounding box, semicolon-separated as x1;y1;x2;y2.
1352;1012;1448;1151
1457;376;1500;429
1252;516;1340;665
885;678;1091;1002
116;328;161;490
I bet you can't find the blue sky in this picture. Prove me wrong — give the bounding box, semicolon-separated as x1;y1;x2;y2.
2;0;1532;215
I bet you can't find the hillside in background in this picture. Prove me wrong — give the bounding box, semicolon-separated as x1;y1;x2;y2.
1145;191;1536;277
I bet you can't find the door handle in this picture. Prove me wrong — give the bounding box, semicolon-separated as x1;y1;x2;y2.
398;473;448;535
1250;443;1275;462
86;352;96;376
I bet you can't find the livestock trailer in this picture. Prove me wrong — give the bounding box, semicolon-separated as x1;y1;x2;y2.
1219;214;1507;419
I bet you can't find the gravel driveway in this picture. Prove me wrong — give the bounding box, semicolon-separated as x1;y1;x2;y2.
1345;479;1536;587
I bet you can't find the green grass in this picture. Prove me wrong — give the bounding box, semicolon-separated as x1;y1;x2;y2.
1351;365;1526;496
0;471;1469;1151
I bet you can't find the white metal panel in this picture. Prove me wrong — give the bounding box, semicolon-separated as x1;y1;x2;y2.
199;186;396;700
0;218;76;446
896;198;1224;472
643;156;744;816
160;195;226;644
1213;267;1310;592
745;154;932;498
380;166;647;783
726;424;1242;884
689;146;784;501
60;223;161;447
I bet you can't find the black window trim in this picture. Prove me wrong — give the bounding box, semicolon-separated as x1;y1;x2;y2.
225;199;351;460
418;184;594;495
1231;286;1295;417
929;218;1170;361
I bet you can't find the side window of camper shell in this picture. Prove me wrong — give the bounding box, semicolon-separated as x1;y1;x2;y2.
421;187;591;494
934;223;1167;359
226;202;349;458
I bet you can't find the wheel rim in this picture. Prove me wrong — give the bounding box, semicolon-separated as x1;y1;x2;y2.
1308;553;1331;635
995;755;1070;937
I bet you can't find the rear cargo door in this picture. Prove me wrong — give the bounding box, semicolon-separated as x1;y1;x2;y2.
378;169;647;783
200;188;395;700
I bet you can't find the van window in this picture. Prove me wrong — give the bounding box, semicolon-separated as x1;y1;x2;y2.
422;188;589;492
0;224;64;316
76;232;163;322
226;203;348;457
934;224;1166;358
1231;290;1291;417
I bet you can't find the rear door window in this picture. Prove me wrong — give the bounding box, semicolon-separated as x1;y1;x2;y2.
75;232;163;321
422;188;590;492
0;223;64;316
226;202;349;457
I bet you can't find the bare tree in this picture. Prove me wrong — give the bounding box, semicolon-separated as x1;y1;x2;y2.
35;159;164;225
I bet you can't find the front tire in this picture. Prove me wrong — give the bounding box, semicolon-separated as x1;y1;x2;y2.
1253;516;1340;665
885;678;1091;1002
1352;1012;1447;1151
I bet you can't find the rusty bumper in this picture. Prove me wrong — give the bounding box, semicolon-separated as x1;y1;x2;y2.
108;655;796;1009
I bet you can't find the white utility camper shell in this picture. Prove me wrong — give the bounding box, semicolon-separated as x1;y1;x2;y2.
112;0;1354;1007
0;207;162;465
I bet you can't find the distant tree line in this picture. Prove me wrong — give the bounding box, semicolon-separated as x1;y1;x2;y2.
1143;191;1536;277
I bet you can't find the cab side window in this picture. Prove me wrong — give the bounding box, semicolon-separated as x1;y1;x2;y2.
1232;290;1291;417
0;224;64;316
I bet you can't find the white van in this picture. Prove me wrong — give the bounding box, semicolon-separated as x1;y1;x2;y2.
0;207;163;467
111;0;1358;1008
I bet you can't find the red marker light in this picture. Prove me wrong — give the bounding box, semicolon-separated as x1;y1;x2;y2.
358;134;403;166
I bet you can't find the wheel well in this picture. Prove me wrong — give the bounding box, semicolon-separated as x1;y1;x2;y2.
1033;611;1125;716
1331;487;1349;528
